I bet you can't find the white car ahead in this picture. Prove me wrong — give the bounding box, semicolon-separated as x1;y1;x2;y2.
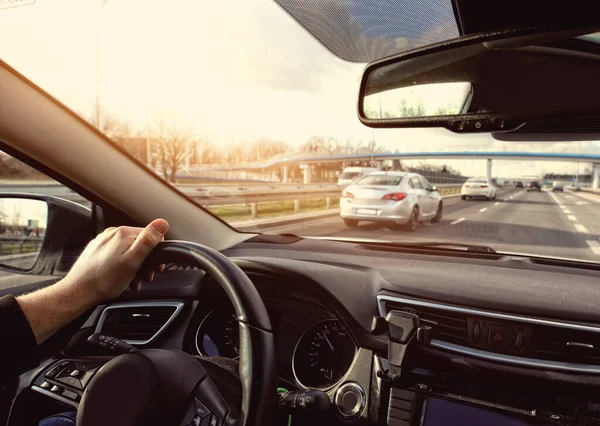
461;178;497;201
340;172;443;231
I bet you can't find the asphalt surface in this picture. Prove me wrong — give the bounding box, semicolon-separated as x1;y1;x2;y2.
264;188;600;262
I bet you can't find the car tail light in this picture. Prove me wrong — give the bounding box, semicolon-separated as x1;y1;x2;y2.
480;185;488;188
341;190;354;198
465;185;471;188
382;192;407;202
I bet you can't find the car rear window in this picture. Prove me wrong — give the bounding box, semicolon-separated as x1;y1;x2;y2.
340;172;361;180
466;179;487;184
357;175;403;186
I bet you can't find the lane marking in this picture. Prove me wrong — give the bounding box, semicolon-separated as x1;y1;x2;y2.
494;202;500;206
567;215;577;221
479;208;488;212
450;218;465;225
586;240;600;255
575;224;589;233
548;192;562;206
563;210;571;214
560;205;566;209
576;201;590;205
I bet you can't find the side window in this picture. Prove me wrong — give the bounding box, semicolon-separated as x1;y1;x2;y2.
411;177;423;189
0;150;90;292
418;176;432;190
406;177;414;189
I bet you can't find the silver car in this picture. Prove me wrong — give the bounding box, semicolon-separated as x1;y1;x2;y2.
339;172;443;231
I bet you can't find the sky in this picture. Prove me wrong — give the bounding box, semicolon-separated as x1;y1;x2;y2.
0;0;599;178
0;198;47;227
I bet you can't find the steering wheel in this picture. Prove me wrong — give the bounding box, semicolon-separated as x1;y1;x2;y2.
76;241;277;426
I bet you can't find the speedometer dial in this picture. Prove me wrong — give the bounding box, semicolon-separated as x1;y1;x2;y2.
293;319;356;389
195;308;240;358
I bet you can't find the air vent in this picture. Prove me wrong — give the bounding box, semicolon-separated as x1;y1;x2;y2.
96;302;184;344
528;325;600;365
379;295;600;373
383;300;469;346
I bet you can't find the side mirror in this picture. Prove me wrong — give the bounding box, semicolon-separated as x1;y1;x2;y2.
0;194;93;276
430;186;438;192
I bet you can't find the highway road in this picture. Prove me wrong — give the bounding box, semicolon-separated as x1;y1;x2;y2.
264;188;600;262
3;187;600;291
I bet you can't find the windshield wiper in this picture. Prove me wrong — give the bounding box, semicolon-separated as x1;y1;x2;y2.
368;241;497;254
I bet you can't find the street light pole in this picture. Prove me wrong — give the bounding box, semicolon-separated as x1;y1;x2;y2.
95;0;110;130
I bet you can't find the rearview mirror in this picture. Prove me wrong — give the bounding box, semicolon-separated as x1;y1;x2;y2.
0;198;47;271
0;194;93;276
358;27;600;137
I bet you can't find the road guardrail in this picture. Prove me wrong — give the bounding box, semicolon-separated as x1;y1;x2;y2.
0;182;464;220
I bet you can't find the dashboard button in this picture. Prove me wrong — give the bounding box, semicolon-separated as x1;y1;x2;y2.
194;399;211;418
335;383;365;420
45;362;68;379
50;385;63;393
40;381;51;389
473;321;480;344
488;325;508;350
62;389;80;401
69;369;82;378
56;376;83;390
515;331;524;352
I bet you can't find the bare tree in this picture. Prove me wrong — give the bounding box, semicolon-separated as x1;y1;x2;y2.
148;115;194;183
89;106;135;139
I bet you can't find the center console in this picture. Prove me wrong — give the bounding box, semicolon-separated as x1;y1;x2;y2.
374;308;600;426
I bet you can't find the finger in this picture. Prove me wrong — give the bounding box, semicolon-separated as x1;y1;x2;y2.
129;279;142;292
124;219;169;264
157;264;165;273
146;270;155;282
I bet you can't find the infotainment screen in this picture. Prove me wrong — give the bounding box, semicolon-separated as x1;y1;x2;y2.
422;397;542;426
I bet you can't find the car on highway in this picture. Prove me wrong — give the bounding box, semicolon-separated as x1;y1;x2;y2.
515;181;524;188
337;167;378;189
526;181;542;192
552;181;566;192
340;172;442;230
460;178;497;200
4;4;600;426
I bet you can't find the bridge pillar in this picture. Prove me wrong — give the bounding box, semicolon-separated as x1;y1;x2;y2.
282;165;288;183
486;159;492;181
593;163;600;189
302;165;312;184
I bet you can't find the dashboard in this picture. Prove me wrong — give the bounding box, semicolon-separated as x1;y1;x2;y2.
9;236;600;426
190;290;357;390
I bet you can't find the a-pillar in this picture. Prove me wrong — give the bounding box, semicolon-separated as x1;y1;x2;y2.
592;163;600;189
486;159;492;182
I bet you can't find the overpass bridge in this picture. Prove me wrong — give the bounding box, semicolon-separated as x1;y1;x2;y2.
184;151;600;188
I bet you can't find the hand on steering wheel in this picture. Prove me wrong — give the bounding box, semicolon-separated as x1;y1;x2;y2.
76;241;277;426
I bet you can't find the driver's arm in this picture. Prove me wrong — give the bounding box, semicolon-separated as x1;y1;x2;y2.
0;219;169;382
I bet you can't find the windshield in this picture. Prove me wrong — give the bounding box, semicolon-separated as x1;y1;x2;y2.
2;2;600;263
